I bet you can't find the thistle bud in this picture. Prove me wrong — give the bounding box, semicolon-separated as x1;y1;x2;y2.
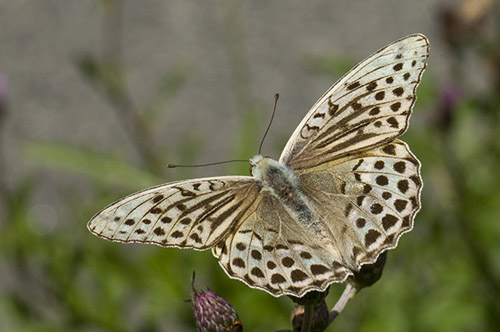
350;251;387;290
192;287;241;332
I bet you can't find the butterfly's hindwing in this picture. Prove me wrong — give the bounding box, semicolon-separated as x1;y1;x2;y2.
88;176;260;249
213;196;351;297
280;34;429;169
297;140;422;268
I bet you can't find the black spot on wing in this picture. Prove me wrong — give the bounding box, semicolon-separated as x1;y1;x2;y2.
393;63;403;71
347;81;361;90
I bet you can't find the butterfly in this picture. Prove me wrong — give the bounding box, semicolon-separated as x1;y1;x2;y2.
88;34;428;297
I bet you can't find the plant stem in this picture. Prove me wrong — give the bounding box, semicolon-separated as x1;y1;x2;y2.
301;302;315;332
328;283;357;324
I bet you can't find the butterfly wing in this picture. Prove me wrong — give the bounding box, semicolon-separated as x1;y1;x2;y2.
295;140;422;269
88;176;260;250
212;195;351;297
280;34;429;169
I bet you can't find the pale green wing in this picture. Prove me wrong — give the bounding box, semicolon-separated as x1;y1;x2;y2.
212;195;351;297
88;176;260;249
295;140;422;269
280;34;429;170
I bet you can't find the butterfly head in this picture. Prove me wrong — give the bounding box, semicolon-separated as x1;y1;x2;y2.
250;154;282;180
249;154;265;177
250;154;293;180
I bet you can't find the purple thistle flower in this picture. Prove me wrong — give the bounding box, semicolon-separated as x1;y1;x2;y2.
191;275;240;332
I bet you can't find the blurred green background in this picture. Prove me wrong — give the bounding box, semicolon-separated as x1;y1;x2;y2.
1;0;500;331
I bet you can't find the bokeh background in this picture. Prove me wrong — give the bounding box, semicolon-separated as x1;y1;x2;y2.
1;0;500;331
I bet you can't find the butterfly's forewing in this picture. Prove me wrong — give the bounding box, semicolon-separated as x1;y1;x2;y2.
296;140;422;269
212;196;351;297
88;176;260;249
280;34;429;170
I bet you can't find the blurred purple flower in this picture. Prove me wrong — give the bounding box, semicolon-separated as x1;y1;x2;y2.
441;85;461;109
435;84;462;130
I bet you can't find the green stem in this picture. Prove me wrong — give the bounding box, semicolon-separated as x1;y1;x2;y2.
301;303;315;332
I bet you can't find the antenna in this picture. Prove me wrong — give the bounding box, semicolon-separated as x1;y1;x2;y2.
166;159;248;168
168;93;279;169
258;93;279;155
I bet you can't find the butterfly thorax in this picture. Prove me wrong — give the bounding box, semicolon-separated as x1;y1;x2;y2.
250;155;314;223
251;155;353;267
